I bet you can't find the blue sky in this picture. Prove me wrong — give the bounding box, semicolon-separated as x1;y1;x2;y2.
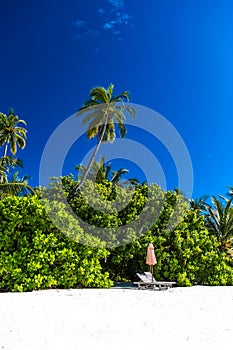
1;0;233;199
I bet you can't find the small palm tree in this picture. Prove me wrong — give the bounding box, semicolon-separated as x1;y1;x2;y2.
0;109;27;157
205;195;233;258
190;195;209;214
75;156;139;186
75;156;108;184
0;156;23;183
109;167;139;186
110;167;129;184
73;84;135;194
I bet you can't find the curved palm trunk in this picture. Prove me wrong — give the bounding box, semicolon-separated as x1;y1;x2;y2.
0;144;9;183
0;171;4;184
73;115;109;196
2;142;8;158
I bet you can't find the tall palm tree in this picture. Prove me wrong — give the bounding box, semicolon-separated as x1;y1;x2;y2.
0;109;30;196
0;109;27;157
205;195;233;258
73;83;135;195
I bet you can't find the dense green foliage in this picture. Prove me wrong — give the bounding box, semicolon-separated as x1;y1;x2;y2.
103;196;233;286
0;195;112;292
1;101;233;292
0;176;233;291
43;176;233;287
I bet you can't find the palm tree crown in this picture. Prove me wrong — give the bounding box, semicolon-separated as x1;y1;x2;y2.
189;195;209;214
205;195;233;258
79;83;135;141
0;109;27;157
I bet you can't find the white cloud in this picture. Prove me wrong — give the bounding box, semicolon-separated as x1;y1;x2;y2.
73;0;134;44
73;20;86;28
98;8;105;15
73;29;99;41
107;0;125;9
103;22;114;31
103;12;132;33
84;29;98;38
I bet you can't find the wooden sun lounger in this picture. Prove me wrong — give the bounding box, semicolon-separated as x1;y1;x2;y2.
134;272;176;290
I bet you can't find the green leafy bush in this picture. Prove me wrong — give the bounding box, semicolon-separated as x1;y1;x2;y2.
0;195;113;292
103;192;233;286
46;177;233;286
4;176;232;291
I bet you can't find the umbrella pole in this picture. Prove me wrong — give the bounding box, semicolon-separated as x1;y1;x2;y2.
151;265;153;282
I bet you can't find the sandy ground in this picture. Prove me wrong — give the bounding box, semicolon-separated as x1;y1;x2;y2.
0;286;233;350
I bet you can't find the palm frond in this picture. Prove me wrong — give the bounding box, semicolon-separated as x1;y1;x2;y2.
0;110;27;157
9;139;17;155
14;134;26;149
111;168;129;184
81;109;105;127
112;91;130;103
90;86;109;103
86;126;99;139
0;182;35;196
77;100;100;114
0;156;23;170
205;195;233;255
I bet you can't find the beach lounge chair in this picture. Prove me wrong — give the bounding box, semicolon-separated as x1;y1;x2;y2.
134;272;176;290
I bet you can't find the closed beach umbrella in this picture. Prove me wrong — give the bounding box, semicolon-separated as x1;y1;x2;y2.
146;243;157;281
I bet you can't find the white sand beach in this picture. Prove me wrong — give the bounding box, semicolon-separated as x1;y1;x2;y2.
0;286;233;350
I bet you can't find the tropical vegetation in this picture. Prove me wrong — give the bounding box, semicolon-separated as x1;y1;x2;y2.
204;195;233;258
0;109;33;197
1;84;233;291
75;156;139;186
